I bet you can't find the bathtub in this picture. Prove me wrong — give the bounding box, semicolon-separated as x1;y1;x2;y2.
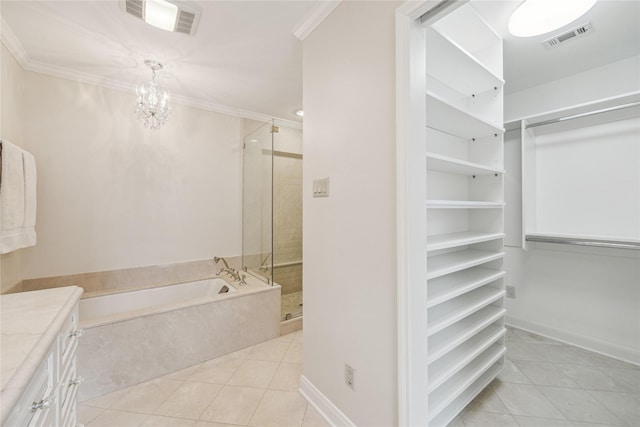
77;275;280;401
79;278;236;328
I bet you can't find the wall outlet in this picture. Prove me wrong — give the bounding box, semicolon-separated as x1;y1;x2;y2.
506;285;516;299
344;363;355;390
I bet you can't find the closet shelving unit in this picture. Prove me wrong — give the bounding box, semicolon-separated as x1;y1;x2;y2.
423;4;506;426
518;91;640;250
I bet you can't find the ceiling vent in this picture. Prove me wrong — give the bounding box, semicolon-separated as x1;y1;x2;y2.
120;0;200;36
542;22;594;49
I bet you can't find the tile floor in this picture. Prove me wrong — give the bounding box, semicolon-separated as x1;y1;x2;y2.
451;327;640;427
78;327;639;427
78;330;328;427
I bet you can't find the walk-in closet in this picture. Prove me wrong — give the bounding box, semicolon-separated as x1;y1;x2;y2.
397;0;639;425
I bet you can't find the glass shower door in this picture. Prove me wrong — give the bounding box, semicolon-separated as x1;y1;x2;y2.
242;120;273;283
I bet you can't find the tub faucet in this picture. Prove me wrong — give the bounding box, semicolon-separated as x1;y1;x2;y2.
214;257;247;285
214;256;230;269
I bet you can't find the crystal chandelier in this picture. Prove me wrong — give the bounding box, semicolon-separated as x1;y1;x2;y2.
136;59;171;129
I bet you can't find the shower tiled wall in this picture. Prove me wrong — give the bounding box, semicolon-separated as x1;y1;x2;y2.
273;151;303;295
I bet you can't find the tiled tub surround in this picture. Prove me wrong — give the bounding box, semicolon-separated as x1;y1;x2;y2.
78;275;280;401
5;256;243;297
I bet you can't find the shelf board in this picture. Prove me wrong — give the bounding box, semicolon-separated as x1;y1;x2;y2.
427;231;504;252
427;287;505;336
429;359;504;426
427;200;505;209
426;27;504;97
427;152;504;176
427;249;505;280
429;345;506;422
428;305;505;364
426;91;504;139
427;268;505;308
429;326;505;392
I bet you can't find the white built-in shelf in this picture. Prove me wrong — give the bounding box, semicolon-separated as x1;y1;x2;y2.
428;344;506;422
426;27;504;97
428;304;505;364
427;267;505;308
428;326;505;392
421;4;505;425
431;3;503;81
427;249;504;280
427;231;504;252
430;360;504;427
427;152;504;176
427;200;505;209
426;91;504;139
427;287;505;336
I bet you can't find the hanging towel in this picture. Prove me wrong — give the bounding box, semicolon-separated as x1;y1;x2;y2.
21;149;37;248
0;140;25;253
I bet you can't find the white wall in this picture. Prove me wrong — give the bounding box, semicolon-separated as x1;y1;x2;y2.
1;42;25;291
505;55;640;122
8;61;243;279
302;2;398;425
503;55;640;363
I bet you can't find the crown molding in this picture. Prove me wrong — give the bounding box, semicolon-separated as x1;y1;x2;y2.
292;0;342;41
1;17;28;66
1;20;302;130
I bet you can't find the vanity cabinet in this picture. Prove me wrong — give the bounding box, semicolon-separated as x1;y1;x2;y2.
1;287;84;427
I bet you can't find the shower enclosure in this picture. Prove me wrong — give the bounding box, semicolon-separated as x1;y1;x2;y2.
242;119;303;321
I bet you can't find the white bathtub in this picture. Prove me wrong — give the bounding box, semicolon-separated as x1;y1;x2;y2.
77;275;280;401
79;278;236;327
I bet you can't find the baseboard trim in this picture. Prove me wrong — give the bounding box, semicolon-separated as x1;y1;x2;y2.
506;314;640;366
299;375;356;427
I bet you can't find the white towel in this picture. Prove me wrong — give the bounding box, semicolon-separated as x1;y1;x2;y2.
21;149;37;248
1;140;25;253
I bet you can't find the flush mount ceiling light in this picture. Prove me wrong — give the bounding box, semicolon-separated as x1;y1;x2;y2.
136;59;171;130
121;0;200;35
296;110;304;117
145;0;178;31
508;0;598;37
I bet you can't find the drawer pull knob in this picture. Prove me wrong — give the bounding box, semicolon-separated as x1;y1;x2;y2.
31;396;55;413
69;376;85;387
69;329;85;338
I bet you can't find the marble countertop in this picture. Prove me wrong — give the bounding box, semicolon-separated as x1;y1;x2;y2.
0;286;83;425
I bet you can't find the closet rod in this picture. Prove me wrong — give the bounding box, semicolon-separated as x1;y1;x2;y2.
525;235;640;250
525;101;640;129
418;0;465;24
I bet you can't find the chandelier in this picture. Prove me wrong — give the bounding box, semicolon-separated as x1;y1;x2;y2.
136;59;171;129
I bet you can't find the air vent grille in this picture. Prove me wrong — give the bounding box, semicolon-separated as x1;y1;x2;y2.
121;0;200;36
125;0;143;19
176;10;196;35
542;22;594;49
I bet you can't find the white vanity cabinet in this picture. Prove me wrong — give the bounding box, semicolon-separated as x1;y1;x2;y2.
1;287;84;427
5;344;57;427
57;304;83;427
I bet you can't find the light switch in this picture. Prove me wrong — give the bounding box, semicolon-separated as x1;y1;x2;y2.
313;178;330;197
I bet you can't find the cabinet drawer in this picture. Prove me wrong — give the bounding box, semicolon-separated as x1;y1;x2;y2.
59;358;79;419
60;304;81;368
28;401;55;427
60;380;79;427
5;350;55;427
